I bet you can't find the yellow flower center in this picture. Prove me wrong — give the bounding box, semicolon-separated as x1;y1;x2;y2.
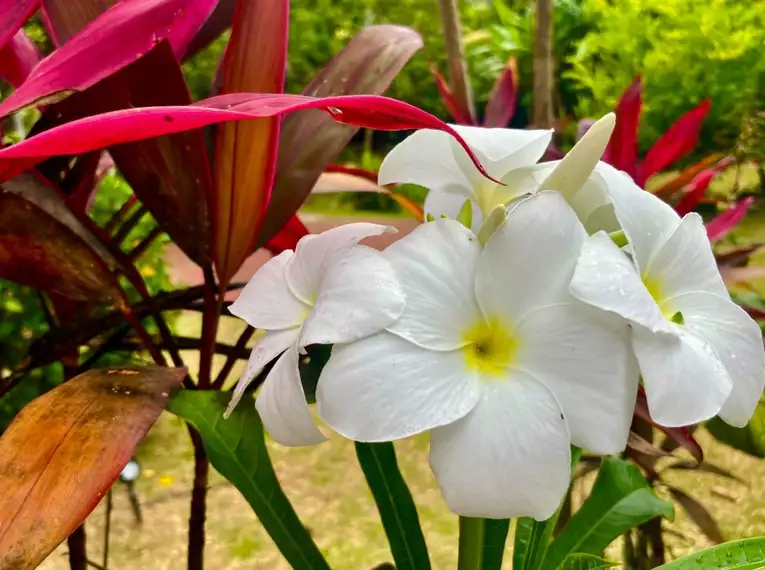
642;274;680;322
461;317;518;376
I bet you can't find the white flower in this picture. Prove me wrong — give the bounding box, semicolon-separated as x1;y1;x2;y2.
378;124;553;231
227;223;406;446
316;192;638;520
378;115;619;234
570;171;765;428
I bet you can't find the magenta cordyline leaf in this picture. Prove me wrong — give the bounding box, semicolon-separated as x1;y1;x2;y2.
0;0;217;118
0;30;42;87
634;387;703;463
483;63;516;128
640;99;711;185
0;93;494;183
0;0;38;52
707;197;755;243
604;76;642;179
431;66;474;125
673;157;733;217
264;215;309;255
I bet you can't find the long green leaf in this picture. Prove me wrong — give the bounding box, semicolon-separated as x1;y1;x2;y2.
168;390;329;570
355;442;431;570
655;537;765;569
514;448;582;570
482;519;510;570
543;457;674;569
560;554;617;569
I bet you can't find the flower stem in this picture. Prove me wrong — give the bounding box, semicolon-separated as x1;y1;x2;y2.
458;516;485;570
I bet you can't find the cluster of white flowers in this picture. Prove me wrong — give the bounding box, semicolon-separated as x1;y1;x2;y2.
228;115;765;520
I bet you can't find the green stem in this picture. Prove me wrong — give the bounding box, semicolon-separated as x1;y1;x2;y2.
458;517;485;570
608;229;628;247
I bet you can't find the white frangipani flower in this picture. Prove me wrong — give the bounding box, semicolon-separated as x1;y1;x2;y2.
227;223;405;446
378;115;619;234
378;124;553;231
570;172;765;428
317;192;638;520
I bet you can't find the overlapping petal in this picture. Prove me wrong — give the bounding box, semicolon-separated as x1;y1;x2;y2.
384;219;482;350
228;250;309;330
226;327;299;415
429;372;571;520
670;292;765;427
300;246;405;346
477;191;586;323
317;332;481;441
515;303;638;454
256;345;327;446
286;222;391;303
632;325;732;427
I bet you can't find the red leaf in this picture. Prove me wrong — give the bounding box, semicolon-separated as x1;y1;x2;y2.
707;196;755;242
640;99;711;184
41;0;117;46
673;169;716;216
0;0;38;52
261;25;424;246
182;0;237;61
0;0;217;118
605;76;642;179
264;215;309;255
0;30;41;87
213;0;288;285
0;366;184;569
0;93;493;184
431;65;475;125
483;60;517;128
324;164;380;183
634;387;703;463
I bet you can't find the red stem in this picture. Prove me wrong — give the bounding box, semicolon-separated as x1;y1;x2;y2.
187;426;209;570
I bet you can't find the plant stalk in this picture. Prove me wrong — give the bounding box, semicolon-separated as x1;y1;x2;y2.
458;517;485;570
188;426;209;570
67;525;87;570
198;266;221;389
437;0;475;121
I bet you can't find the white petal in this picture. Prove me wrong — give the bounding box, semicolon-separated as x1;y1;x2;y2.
316;332;481;441
255;346;327;447
632;324;732;427
300;246;405;346
600;163;680;272
384;219;482;350
286;223;391;304
378;128;473;193
515;303;638;454
226;327;300;415
228;250;309;330
570;232;671;333
424;189;483;232
477;191;586;322
450;126;553;182
429;373;571;520
539;114;615;201
669;292;765;427
645;213;728;301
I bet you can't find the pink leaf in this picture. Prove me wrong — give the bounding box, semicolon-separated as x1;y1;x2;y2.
673;169;716;216
604;76;642;180
431;65;475;125
0;0;38;52
483;62;516;128
707;197;755;242
0;0;217;118
264;215;309;255
0;30;42;87
640;99;711;184
0;93;494;183
324;164;379;184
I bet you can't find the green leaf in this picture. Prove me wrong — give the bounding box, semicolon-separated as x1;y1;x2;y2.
482;519;510;570
706;398;765;458
654;537;765;569
560;554;617;569
168;390;329;570
514;448;582;570
355;442;430;570
543;457;674;569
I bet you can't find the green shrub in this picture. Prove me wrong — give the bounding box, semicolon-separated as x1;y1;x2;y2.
566;0;765;154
